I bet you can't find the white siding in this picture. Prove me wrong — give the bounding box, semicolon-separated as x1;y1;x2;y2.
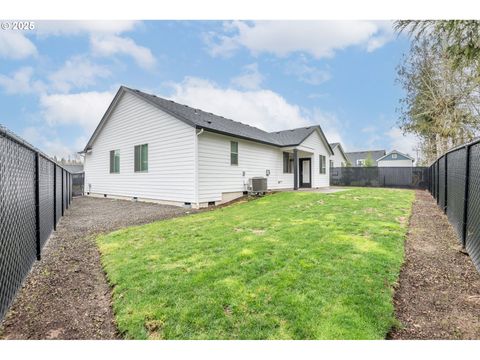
84;92;196;203
298;131;331;188
330;146;347;167
197;132;293;202
378;159;413;167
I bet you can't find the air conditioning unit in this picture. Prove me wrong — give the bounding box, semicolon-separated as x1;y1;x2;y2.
248;177;267;195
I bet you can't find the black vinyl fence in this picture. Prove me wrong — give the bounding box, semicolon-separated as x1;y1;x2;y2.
0;126;72;321
428;139;480;273
72;172;84;197
330;166;429;189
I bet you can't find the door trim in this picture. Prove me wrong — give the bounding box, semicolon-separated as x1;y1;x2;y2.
299;158;312;188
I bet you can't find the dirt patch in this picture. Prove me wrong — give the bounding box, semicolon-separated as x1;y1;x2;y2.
389;190;480;340
0;196;193;340
251;229;266;235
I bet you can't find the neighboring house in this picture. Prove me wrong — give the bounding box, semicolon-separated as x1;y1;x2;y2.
377;150;414;167
329;142;348;168
345;150;386;167
81;86;333;208
61;164;84;174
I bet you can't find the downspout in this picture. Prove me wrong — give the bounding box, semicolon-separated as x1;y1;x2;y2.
293;149;298;190
194;128;204;208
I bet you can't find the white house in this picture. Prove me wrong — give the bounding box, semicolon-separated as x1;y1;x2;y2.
377;150;414;167
81;86;334;208
329;143;348;168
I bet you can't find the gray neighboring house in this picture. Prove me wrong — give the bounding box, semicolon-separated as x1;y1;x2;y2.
345;150;386;167
377;150;415;167
61;164;84;174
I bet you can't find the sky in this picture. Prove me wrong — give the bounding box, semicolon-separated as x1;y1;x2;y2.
0;20;417;160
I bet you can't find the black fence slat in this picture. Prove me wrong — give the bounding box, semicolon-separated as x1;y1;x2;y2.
466;142;480;271
446;148;466;242
72;172;85;197
438;157;446;208
0;132;38;320
55;165;62;224
38;156;55;252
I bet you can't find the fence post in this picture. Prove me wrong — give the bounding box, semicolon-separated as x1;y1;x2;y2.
61;169;64;216
53;164;57;231
35;153;41;261
462;144;471;249
444;155;448;214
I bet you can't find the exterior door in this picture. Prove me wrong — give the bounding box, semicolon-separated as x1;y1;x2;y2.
299;158;312;188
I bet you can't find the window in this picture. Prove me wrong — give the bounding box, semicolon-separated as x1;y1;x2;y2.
109;150;120;173
230;141;238;165
134;144;148;172
319;155;326;174
357;159;365;166
330;160;334;168
392;153;397;159
283;152;293;173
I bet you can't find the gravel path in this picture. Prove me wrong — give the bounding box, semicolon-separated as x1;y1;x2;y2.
390;190;480;339
0;196;193;340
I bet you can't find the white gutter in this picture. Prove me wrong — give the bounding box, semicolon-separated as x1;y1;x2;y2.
193;128;204;208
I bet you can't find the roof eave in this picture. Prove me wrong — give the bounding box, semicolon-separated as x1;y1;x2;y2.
197;126;282;147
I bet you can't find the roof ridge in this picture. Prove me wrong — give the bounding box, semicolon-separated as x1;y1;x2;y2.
84;86;334;152
346;149;385;153
129;86;276;137
270;125;319;134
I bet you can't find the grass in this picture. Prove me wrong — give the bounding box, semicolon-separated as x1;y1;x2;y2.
97;188;414;340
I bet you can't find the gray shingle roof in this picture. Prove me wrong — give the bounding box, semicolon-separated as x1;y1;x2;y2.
329;142;340;149
83;86;333;153
345;150;386;167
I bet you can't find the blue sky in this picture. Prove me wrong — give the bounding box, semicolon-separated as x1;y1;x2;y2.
0;20;416;159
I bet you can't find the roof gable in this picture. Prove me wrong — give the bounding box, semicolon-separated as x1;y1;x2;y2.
377;150;414;162
83;86;333;152
330;142;348;161
345;150;386;164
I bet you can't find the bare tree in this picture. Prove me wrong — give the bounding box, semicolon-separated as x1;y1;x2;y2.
395;22;480;163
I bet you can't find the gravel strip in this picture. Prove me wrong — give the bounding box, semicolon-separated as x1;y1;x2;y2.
0;196;193;340
389;190;480;339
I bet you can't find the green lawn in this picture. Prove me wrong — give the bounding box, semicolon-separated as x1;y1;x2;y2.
97;188;414;340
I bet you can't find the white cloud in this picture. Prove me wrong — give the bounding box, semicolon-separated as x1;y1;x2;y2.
0;31;37;59
39;91;114;134
386;127;419;161
361;126;376;133
366;21;396;52
0;67;45;94
34;20;139;36
167;77;345;147
168;77;311;132
22;126;82;159
311;108;345;146
91;35;156;69
49;56;111;93
207;21;394;59
284;58;331;85
230;63;264;90
34;21;156;70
